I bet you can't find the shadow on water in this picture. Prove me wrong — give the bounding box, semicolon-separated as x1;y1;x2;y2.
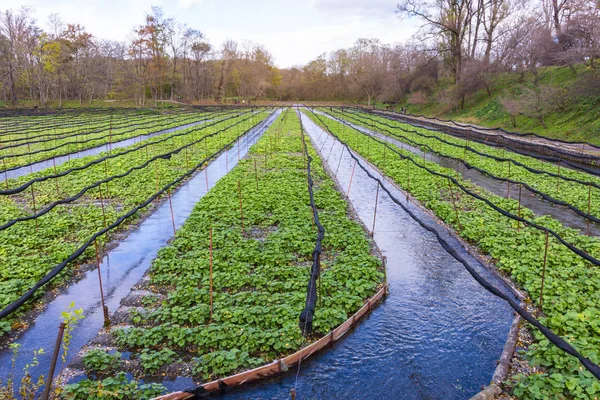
319;111;600;237
213;113;514;399
0;111;281;388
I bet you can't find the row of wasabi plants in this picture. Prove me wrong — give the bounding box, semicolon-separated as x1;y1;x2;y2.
331;108;600;224
0;110;233;172
304;109;600;399
0;111;267;337
64;109;383;398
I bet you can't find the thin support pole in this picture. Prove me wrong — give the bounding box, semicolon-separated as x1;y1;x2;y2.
254;159;259;191
205;167;209;192
167;188;176;235
99;185;107;228
41;322;65;400
185;146;189;170
371;182;380;236
346;159;357;198
335;146;345;176
517;184;522;232
104;159;110;197
209;227;214;322
155;162;160;193
238;181;245;234
53;158;59;196
538;231;550;314
556;164;561;196
447;179;462;231
3;158;8;189
507;160;511;198
94;239;110;326
587;183;592;236
31;184;39;230
326;141;335;162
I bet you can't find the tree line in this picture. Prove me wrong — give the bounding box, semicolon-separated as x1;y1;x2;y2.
1;1;599;111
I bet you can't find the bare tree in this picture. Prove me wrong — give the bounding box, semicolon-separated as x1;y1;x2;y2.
397;0;473;83
516;85;564;128
0;7;37;105
500;96;520;127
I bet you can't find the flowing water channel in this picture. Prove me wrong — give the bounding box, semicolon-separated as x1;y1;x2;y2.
216;112;515;399
0;110;281;388
320;110;600;237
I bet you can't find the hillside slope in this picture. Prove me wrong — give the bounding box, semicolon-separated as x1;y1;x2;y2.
384;65;600;146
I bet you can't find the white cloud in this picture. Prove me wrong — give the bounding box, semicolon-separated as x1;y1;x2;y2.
206;13;416;68
310;0;397;17
178;0;202;10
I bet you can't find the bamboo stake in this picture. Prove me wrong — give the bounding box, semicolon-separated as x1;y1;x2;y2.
238;181;245;234
205;167;209;192
99;185;107;228
168;188;176;235
94;239;110;326
517;184;522;232
254;159;259;191
41;323;65;400
31;184;38;230
335;146;345;176
447;179;462;231
209;227;214;322
346;160;357;198
538;231;550;314
371;182;380;236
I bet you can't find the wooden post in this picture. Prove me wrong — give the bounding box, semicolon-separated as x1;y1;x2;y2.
99;185;107;228
209;227;214;322
205;167;209;192
41;322;65;400
507;160;511;198
346;159;357;198
371;182;380;236
31;184;38;230
335;147;345;176
517;184;522;232
168;188;176;235
406;162;411;196
556;164;560;196
238;181;245;234
155;162;160;193
538;231;550;314
104;159;110;196
587;183;592;236
94;239;110;326
254;159;259;191
53;158;59;196
320;134;328;152
326;142;335;162
383;142;387;167
3;158;8;189
447;179;462;231
185;146;189;170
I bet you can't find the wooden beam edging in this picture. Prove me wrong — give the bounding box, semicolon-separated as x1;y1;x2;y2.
152;285;388;399
468;313;522;400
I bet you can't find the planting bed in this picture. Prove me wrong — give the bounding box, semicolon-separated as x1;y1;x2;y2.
306;108;600;399
56;109;383;397
1;105;599;400
0;110;268;338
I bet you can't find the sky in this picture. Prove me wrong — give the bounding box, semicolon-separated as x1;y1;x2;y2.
6;0;419;68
